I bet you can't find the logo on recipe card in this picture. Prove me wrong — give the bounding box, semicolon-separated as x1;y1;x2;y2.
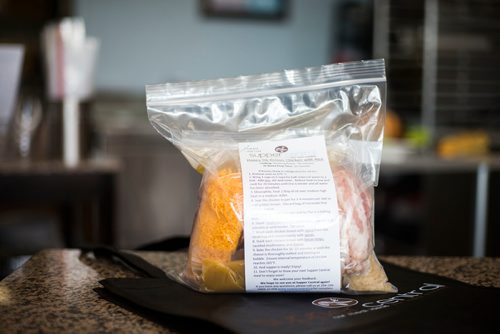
274;145;288;153
312;297;358;309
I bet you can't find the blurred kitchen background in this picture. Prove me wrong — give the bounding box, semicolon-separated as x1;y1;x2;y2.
1;0;499;278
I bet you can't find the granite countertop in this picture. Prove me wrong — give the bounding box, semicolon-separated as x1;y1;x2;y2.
0;249;499;333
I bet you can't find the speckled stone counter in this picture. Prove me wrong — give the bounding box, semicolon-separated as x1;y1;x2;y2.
0;249;498;333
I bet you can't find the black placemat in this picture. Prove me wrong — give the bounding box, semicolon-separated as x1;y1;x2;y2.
92;249;499;333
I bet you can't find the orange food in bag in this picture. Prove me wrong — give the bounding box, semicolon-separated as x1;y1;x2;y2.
185;168;244;279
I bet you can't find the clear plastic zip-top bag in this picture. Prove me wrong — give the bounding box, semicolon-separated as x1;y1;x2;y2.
146;59;396;294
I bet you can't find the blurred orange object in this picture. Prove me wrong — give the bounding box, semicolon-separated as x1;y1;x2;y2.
437;131;490;158
384;110;403;139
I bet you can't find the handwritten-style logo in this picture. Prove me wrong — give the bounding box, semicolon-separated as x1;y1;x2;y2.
312;297;358;309
275;145;288;153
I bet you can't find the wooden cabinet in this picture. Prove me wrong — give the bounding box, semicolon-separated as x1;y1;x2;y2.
376;156;500;257
99;130;201;249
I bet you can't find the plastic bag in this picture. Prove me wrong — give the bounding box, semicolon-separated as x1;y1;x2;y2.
146;59;396;294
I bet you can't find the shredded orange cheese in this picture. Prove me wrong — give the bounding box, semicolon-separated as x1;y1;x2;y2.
188;168;243;268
